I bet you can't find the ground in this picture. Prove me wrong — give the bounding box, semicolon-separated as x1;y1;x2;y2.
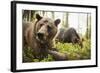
23;39;91;62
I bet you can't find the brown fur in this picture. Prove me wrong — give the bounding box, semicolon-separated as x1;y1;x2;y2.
23;14;60;60
47;50;68;61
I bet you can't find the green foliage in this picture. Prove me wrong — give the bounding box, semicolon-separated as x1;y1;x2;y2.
23;47;35;62
23;47;54;62
41;54;54;62
23;39;91;62
55;39;91;60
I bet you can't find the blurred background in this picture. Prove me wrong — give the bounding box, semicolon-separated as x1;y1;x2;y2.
22;10;91;39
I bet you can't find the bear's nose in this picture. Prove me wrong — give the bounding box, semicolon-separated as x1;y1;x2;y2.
37;32;44;39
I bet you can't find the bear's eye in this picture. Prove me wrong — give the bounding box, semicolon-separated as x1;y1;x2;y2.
40;24;44;27
47;25;52;33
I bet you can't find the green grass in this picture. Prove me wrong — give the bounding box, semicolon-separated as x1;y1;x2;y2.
23;39;91;62
54;39;91;60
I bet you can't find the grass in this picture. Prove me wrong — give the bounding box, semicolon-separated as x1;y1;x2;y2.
23;39;91;62
54;39;91;60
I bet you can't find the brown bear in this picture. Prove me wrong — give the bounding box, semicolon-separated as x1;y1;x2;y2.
23;14;67;61
55;28;83;48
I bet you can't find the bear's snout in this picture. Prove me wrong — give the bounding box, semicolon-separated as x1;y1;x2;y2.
36;32;47;43
37;32;44;40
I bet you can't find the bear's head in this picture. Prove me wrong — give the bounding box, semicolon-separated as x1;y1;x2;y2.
35;14;60;44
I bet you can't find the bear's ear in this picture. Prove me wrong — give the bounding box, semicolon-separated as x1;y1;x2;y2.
36;14;42;20
54;19;60;26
